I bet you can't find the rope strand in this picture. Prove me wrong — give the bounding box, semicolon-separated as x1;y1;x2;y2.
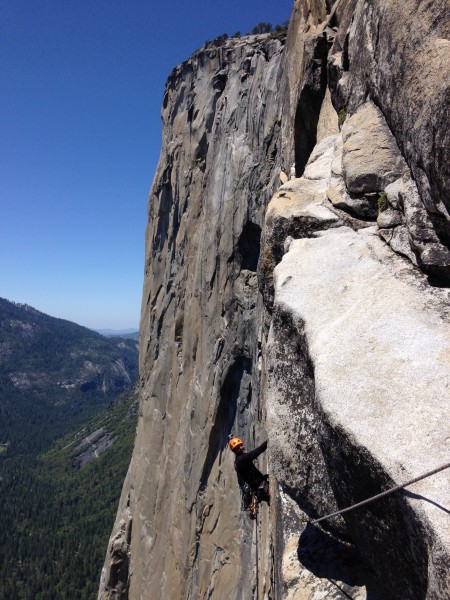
310;461;450;525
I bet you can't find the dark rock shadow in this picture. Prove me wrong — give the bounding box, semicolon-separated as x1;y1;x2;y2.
298;523;383;599
294;35;328;176
237;221;261;272
298;523;365;586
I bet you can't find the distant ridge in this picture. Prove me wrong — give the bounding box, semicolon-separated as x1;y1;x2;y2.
96;328;139;338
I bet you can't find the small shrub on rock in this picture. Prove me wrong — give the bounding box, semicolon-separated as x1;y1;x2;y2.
338;107;348;127
378;192;388;213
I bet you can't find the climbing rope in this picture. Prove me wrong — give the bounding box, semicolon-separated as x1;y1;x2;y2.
310;461;450;525
255;506;259;600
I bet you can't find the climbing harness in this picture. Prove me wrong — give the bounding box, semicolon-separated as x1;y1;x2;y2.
240;483;258;518
250;493;259;518
241;480;270;519
310;460;450;525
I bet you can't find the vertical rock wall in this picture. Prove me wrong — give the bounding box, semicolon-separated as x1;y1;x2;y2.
99;1;450;599
99;34;286;600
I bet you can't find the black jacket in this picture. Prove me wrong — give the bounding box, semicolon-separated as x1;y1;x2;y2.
234;441;267;491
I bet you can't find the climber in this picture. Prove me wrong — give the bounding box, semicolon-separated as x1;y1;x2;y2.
229;435;270;510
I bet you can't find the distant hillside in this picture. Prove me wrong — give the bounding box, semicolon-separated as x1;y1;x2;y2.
0;297;139;455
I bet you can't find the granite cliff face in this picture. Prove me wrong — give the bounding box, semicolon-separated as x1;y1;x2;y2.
99;33;286;600
99;1;450;599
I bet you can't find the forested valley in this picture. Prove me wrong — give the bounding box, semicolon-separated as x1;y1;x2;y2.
0;299;139;599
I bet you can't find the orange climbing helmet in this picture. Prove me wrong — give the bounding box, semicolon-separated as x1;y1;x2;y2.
229;436;244;452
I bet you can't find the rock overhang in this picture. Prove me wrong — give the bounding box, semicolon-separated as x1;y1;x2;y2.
271;223;450;562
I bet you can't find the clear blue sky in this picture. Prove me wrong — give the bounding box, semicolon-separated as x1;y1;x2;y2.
1;0;292;330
